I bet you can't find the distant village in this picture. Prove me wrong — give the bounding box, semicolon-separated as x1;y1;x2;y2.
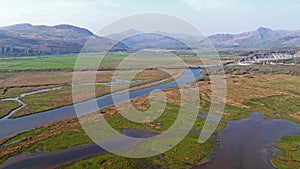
238;50;300;65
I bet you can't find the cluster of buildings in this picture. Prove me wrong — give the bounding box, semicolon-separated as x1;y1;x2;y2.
238;51;300;65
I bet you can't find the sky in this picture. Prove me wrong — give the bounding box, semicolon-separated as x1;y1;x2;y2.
0;0;300;36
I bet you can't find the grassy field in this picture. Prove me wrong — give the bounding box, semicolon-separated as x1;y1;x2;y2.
217;65;300;123
0;54;106;70
201;72;300;122
0;55;78;70
0;71;73;99
0;100;21;118
0;53;208;71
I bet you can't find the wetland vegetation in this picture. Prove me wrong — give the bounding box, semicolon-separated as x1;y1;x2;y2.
0;54;299;169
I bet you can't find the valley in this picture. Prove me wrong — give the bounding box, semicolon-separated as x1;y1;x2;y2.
0;53;299;168
0;18;299;169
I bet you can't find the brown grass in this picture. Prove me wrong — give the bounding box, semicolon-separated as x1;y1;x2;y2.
0;100;21;118
226;74;293;107
6;69;181;118
0;71;115;99
290;112;300;121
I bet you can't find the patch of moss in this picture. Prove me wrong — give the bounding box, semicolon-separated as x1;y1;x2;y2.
271;135;300;169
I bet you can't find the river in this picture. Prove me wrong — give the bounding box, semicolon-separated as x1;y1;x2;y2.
0;68;201;139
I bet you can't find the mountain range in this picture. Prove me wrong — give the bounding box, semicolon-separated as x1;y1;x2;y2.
209;27;300;50
0;23;127;56
1;23;300;56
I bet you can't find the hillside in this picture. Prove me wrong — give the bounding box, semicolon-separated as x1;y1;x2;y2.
0;24;128;56
208;27;300;50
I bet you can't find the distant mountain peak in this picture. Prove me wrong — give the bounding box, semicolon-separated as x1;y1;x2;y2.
256;27;273;33
106;29;143;41
256;27;275;40
54;24;75;29
1;23;33;30
54;24;82;30
257;26;271;30
207;26;300;49
1;23;94;37
123;29;142;34
53;24;94;36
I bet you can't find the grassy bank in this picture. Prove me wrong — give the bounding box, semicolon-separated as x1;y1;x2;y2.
271;135;300;169
62;133;215;169
0;100;21;118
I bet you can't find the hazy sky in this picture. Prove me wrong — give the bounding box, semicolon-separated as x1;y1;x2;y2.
0;0;300;35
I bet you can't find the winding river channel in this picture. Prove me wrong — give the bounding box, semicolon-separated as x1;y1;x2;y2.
0;87;63;120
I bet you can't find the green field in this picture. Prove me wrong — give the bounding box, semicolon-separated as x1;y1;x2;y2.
0;53;225;71
0;54;113;70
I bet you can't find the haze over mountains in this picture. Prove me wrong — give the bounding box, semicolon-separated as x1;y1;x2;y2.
1;23;300;56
